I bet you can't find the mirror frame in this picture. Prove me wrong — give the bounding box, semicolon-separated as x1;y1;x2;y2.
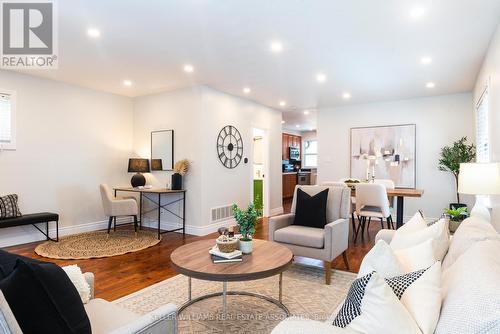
151;129;174;171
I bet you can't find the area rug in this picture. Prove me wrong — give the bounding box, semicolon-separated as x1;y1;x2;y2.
34;230;161;259
114;264;356;333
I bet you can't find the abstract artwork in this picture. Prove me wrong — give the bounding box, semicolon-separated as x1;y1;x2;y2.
350;124;416;188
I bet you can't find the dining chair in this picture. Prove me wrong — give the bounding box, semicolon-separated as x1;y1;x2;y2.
339;178;359;236
354;183;394;242
99;184;139;235
373;178;396;210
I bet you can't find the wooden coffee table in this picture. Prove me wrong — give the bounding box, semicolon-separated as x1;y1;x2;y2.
170;238;293;315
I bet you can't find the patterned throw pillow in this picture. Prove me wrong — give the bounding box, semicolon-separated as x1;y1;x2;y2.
0;194;22;219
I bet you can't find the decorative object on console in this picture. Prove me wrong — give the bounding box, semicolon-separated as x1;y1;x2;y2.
438;137;476;206
151;158;163;171
128;158;150;187
232;202;259;254
0;194;22;219
217;125;243;169
458;162;500;222
171;159;189;190
350;124;416;188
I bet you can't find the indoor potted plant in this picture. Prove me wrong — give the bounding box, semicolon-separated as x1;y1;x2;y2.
171;159;189;190
444;206;469;233
438;137;475;209
232;202;259;254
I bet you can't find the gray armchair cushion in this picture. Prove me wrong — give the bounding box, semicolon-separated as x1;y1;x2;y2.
274;225;325;249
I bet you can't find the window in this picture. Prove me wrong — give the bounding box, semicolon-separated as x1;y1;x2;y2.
0;91;16;150
476;87;489;163
304;140;317;167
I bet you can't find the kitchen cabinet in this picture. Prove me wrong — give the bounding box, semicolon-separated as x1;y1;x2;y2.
282;133;302;160
282;173;297;199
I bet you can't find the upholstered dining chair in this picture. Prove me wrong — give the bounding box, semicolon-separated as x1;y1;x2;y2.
373;178;396;209
354;183;394;242
269;185;351;285
321;181;357;235
99;184;139;235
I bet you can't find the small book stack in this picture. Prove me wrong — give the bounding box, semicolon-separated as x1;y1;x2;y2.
209;245;243;264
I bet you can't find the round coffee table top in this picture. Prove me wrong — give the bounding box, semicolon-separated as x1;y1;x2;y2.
170;239;293;282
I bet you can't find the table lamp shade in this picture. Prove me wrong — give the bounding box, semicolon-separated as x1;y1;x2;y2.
128;158;150;173
151;159;163;171
458;163;500;195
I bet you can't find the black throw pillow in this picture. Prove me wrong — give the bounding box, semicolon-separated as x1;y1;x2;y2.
0;249;44;279
293;188;329;228
0;259;92;334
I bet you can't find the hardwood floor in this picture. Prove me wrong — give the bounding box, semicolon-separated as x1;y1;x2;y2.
4;216;381;301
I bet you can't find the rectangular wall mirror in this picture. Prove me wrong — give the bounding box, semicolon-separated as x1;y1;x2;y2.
151;130;174;171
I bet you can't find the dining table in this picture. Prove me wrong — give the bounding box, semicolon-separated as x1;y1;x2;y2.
350;186;424;228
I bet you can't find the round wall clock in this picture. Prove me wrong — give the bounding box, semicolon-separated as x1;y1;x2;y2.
217;125;243;169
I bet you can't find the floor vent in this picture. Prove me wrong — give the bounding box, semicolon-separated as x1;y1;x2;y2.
211;205;234;223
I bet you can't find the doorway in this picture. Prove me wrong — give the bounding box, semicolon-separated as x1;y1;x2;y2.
252;128;269;217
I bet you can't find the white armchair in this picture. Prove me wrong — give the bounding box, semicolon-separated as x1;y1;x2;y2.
269;185;351;284
100;184;139;234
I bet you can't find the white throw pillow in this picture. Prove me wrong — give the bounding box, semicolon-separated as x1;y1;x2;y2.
386;262;442;334
441;216;500;271
358;240;405;278
62;265;91;304
391;218;449;261
333;272;422;334
435;240;500;334
398;212;427;234
394;239;436;273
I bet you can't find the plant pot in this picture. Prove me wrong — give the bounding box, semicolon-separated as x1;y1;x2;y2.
171;173;182;190
239;239;253;254
448;219;463;233
449;203;467;210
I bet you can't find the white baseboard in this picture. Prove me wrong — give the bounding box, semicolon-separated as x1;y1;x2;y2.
141;217;237;236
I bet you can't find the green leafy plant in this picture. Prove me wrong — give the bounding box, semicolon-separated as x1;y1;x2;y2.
444;207;469;222
232;202;259;241
438;137;476;203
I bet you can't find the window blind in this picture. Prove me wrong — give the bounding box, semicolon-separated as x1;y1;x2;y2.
0;94;11;144
476;89;489;163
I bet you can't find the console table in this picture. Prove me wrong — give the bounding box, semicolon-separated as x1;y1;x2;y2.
114;187;186;239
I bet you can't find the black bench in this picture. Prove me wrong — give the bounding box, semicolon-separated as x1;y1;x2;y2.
0;213;59;242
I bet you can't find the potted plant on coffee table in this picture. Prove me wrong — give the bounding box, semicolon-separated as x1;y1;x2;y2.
438;137;475;209
232;202;259;254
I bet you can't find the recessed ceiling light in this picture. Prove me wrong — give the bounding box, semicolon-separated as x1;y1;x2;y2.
281;120;285;124
123;80;132;87
243;87;251;94
295;124;300;128
270;41;283;53
410;7;425;19
279;101;286;107
183;64;194;73
316;73;327;83
426;82;435;88
87;28;101;38
420;56;432;65
303;110;310;115
342;92;351;99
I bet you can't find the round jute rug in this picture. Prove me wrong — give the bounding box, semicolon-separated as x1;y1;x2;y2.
35;230;161;259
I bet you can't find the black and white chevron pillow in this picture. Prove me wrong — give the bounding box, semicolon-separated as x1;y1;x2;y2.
0;194;22;219
333;267;430;328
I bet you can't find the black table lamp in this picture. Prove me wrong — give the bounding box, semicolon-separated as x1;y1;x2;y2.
128;158;150;187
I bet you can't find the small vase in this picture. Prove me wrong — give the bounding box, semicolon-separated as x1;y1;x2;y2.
171;173;182;190
239;239;253;254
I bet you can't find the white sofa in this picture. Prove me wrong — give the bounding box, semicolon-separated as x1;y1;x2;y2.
272;213;500;334
0;271;177;334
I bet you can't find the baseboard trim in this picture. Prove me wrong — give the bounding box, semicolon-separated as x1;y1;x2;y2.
141;217;237;236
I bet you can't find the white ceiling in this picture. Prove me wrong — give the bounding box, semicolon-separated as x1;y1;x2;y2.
12;0;500;125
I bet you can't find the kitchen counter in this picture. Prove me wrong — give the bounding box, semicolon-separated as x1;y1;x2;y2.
282;172;298;175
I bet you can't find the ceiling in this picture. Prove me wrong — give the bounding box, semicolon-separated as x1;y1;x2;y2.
11;0;500;129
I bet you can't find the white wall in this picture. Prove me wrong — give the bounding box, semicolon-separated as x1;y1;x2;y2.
132;86;283;235
317;93;474;219
0;70;133;246
474;22;500;231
